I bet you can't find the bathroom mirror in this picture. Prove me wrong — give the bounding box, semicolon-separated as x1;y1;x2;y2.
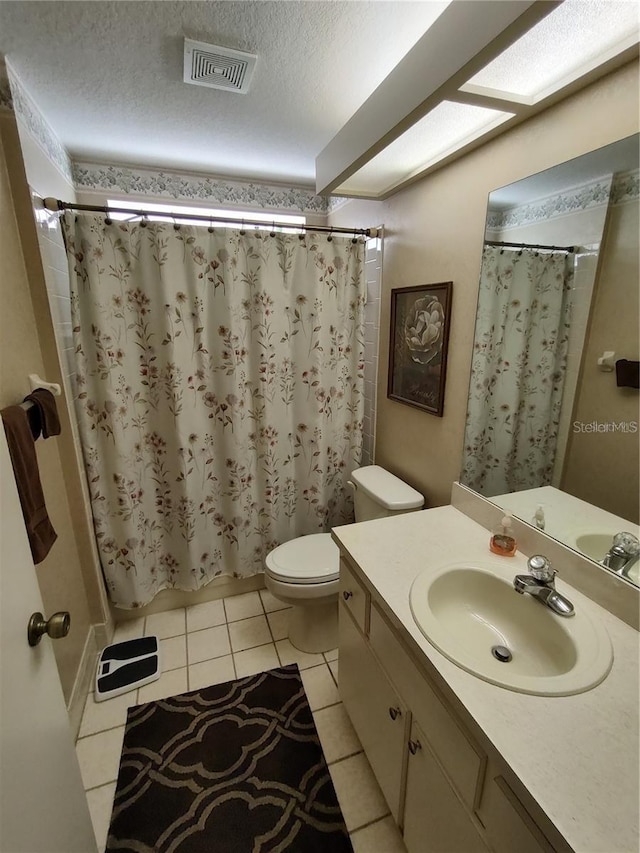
460;133;640;587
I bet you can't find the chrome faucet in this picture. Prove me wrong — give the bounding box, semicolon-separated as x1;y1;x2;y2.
513;555;575;617
601;532;640;579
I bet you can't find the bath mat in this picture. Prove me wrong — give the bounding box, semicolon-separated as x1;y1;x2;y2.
106;664;352;852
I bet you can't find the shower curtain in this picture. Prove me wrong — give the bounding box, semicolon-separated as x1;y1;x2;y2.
63;214;365;609
461;246;573;496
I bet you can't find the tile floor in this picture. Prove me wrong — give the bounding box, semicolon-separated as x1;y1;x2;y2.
77;588;407;852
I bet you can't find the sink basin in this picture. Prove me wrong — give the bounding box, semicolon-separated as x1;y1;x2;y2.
410;563;613;696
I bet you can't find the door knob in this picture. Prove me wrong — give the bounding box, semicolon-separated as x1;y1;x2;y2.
27;611;70;647
342;590;353;600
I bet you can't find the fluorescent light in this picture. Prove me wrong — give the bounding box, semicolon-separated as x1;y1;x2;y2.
463;0;640;102
337;101;514;196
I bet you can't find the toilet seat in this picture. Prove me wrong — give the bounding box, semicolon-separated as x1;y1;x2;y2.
265;533;339;584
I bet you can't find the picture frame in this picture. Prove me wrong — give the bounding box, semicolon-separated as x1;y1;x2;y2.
387;282;453;417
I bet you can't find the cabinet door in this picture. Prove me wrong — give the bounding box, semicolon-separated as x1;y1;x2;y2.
339;602;407;821
404;720;488;853
478;773;555;853
339;557;369;634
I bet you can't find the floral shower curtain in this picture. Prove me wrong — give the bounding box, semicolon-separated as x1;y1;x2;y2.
63;214;365;609
461;246;573;496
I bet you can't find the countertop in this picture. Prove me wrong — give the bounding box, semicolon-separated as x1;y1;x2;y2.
332;505;640;853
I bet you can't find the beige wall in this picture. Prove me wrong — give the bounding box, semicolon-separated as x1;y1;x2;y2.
563;193;640;524
12;114;111;633
0;116;96;712
331;60;639;509
0;113;111;737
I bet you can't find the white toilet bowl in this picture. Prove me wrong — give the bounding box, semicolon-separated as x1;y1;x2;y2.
265;533;340;653
264;466;424;655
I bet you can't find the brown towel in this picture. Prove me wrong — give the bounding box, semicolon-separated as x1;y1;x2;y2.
22;388;61;439
1;405;57;564
615;359;640;389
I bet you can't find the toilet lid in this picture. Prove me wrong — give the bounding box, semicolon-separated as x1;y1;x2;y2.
265;533;340;584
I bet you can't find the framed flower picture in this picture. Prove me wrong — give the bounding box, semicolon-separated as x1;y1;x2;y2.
387;282;453;416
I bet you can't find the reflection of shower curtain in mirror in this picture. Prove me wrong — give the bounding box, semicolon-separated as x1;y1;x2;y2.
462;246;573;496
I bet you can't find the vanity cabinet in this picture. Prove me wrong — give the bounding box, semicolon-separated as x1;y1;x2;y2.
339;594;407;821
338;555;567;853
404;719;488;853
477;766;555;853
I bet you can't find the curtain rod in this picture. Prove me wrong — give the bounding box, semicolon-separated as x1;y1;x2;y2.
41;197;376;238
485;239;575;253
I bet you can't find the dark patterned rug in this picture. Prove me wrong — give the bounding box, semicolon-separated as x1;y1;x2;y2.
106;664;352;853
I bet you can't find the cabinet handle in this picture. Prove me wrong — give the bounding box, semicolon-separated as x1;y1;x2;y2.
408;739;422;755
342;590;353;601
388;706;402;721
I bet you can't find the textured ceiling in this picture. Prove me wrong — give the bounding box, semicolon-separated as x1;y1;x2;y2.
0;0;448;185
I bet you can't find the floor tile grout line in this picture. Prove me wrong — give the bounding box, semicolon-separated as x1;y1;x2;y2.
348;812;393;836
76;722;129;743
184;607;191;692
84;776;119;794
310;698;341;713
327;748;365;767
224;604;237;680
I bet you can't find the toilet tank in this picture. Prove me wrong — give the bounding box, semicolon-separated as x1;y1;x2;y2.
350;465;424;522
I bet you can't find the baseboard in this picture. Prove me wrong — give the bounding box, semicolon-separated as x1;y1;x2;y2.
67;624;99;741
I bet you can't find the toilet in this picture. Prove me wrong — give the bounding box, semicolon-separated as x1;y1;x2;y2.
264;465;424;653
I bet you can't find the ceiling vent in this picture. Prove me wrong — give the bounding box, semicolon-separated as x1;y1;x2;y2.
183;39;257;94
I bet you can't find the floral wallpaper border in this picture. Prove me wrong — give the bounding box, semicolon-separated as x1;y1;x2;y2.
4;61;74;185
72;161;331;215
0;62;12;112
486;175;614;230
610;168;640;206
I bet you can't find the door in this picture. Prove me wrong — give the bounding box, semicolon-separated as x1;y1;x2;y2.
0;429;97;852
339;602;407;821
403;719;488;853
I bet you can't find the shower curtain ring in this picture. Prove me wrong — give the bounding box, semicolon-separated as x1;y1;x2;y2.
208;216;215;234
173;216;181;231
104;205;112;226
239;219;246;236
327;228;333;242
140;215;148;228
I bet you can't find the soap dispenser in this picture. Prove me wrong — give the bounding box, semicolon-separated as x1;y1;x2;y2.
533;504;545;531
490;514;517;557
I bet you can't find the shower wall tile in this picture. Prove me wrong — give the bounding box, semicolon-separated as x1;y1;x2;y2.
361;235;382;468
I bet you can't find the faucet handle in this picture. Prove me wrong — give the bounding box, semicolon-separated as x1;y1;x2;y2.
527;555;556;583
612;532;640;556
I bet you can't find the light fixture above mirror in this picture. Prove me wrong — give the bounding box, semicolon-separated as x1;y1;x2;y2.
317;0;640;199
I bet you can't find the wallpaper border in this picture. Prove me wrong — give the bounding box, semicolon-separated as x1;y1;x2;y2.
486;175;616;230
5;61;74;184
73;161;332;215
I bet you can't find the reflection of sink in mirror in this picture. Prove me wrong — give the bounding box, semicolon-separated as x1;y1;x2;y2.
410;562;613;696
574;533;616;561
570;533;640;586
489;486;640;588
